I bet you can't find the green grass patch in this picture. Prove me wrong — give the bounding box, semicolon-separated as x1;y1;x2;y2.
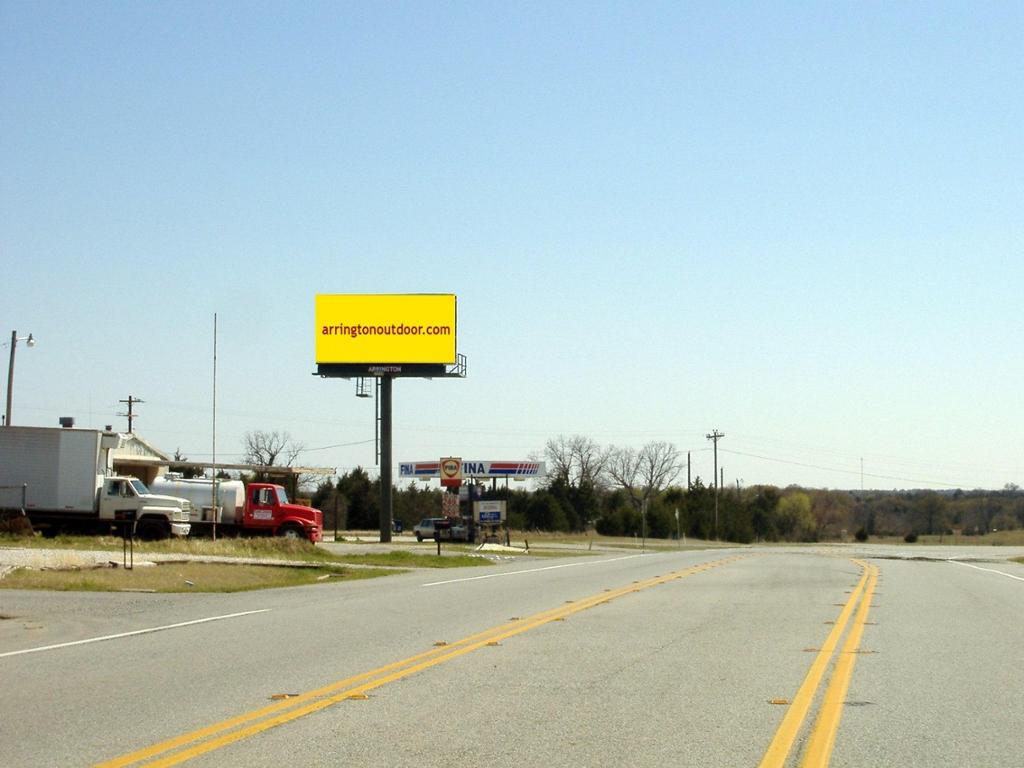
331;550;491;569
135;536;343;563
0;533;113;550
516;548;600;558
0;534;502;568
955;530;1024;546
0;561;396;593
855;530;1024;546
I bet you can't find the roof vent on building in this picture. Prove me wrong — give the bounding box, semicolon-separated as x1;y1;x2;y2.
59;417;75;428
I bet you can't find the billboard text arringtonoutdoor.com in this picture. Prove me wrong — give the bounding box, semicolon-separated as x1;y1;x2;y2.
320;323;453;339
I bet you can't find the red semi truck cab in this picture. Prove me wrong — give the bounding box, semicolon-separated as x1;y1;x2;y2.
244;483;323;542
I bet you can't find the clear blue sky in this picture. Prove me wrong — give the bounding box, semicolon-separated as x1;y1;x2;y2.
3;2;1021;491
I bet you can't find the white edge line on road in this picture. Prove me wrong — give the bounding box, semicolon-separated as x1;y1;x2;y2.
423;553;651;587
947;559;1024;582
0;609;271;659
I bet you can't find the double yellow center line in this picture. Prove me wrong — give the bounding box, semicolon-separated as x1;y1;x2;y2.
97;555;742;767
759;559;880;768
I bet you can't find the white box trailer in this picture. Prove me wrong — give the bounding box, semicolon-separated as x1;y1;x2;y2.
0;426;191;540
0;427;108;511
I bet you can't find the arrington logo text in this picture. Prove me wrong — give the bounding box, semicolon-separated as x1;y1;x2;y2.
320;323;452;339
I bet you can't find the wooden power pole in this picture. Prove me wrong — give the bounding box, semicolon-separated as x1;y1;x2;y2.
118;395;144;433
706;429;724;539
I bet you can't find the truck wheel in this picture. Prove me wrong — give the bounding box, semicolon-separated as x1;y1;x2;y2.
279;524;304;541
135;519;168;541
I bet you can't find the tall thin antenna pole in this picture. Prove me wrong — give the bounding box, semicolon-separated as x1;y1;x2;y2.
212;313;218;541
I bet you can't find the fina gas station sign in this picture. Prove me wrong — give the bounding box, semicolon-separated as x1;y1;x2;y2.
400;460;546;481
439;457;462;488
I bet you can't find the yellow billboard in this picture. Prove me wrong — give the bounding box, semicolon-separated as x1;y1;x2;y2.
315;294;457;364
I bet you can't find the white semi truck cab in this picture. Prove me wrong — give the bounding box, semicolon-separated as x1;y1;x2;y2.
101;477;192;539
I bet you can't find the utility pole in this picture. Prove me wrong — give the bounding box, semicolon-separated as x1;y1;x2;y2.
687;451;692;490
706;429;724;539
118;395;144;433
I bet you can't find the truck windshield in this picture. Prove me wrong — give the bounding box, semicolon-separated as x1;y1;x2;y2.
275;487;290;505
129;479;150;496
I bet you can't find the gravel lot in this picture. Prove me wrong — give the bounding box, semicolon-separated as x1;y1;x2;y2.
0;547;336;580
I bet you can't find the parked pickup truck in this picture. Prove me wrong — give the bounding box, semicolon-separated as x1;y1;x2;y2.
413;516;471;542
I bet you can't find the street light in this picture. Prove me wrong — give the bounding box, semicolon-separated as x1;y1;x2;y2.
5;330;36;427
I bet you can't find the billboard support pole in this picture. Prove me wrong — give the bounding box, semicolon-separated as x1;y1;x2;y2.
379;374;393;543
375;377;381;465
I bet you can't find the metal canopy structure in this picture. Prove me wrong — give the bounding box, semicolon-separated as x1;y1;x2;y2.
112;457;335;495
151;460;336;476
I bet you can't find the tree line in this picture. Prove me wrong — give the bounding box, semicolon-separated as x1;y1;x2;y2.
309;435;1024;542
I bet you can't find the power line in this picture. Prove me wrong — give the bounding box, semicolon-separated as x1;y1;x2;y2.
302;439;377;452
719;448;971;489
184;438;376;459
726;431;1016;477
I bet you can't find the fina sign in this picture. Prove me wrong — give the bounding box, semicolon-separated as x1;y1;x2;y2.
439;457;463;488
400;460;546;480
315;294;457;365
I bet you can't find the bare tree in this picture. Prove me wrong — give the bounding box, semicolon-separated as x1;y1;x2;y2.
242;430;304;468
603;441;683;514
544;435;575;483
544;434;607;489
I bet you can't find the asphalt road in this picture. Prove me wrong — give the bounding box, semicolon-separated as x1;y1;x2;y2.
1;544;1021;767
